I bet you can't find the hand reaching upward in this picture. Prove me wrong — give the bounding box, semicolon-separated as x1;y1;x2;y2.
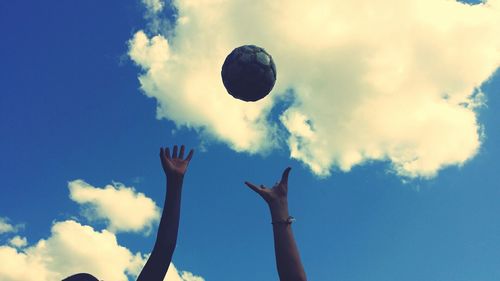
137;144;194;281
160;145;194;178
245;167;291;210
244;167;308;281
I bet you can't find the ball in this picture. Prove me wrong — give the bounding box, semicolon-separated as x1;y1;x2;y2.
221;45;277;102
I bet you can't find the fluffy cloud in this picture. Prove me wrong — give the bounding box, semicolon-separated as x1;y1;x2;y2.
0;220;203;281
0;218;15;234
164;265;205;281
129;0;500;178
8;236;27;248
0;217;22;234
0;178;204;281
129;29;277;153
143;0;164;14
0;220;142;281
68;180;160;233
180;271;206;281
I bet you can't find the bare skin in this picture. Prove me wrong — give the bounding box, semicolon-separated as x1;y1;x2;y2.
65;149;305;281
245;167;308;281
136;144;194;281
63;145;193;281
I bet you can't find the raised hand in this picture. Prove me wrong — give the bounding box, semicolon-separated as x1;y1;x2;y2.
160;145;194;178
137;144;194;281
244;167;307;281
245;167;291;211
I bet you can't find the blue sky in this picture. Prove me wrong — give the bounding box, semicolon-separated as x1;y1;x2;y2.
1;1;499;280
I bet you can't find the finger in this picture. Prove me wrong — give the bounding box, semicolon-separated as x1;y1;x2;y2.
165;147;171;159
179;145;185;159
172;145;178;158
160;148;168;167
185;149;194;162
245;181;263;194
280;167;292;185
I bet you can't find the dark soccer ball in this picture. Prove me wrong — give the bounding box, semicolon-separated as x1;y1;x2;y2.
221;45;277;102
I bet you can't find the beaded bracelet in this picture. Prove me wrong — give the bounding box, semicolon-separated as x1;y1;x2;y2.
271;216;295;225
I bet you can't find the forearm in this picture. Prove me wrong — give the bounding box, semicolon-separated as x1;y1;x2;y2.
137;176;183;281
156;176;183;249
270;204;307;281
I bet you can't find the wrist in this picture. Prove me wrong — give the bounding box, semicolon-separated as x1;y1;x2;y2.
271;216;295;225
269;201;289;221
167;173;184;183
167;174;184;192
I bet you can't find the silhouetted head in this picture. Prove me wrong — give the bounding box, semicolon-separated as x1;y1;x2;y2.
62;273;99;281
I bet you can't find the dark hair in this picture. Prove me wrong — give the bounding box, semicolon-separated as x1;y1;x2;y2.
62;273;99;281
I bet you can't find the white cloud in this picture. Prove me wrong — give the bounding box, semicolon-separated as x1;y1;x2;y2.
128;30;278;154
0;245;52;281
164;264;205;281
8;236;27;248
0;218;15;234
129;0;500;178
0;220;203;281
0;220;140;281
180;271;206;281
0;217;22;234
143;0;164;14
68;180;160;233
32;220;140;281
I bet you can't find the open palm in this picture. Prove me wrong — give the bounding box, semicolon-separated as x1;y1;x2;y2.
160;145;194;177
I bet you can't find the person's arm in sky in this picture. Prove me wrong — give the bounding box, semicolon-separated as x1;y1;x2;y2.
137;144;194;281
245;167;307;281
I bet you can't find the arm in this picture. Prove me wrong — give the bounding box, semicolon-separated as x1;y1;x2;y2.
137;145;194;281
245;167;307;281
